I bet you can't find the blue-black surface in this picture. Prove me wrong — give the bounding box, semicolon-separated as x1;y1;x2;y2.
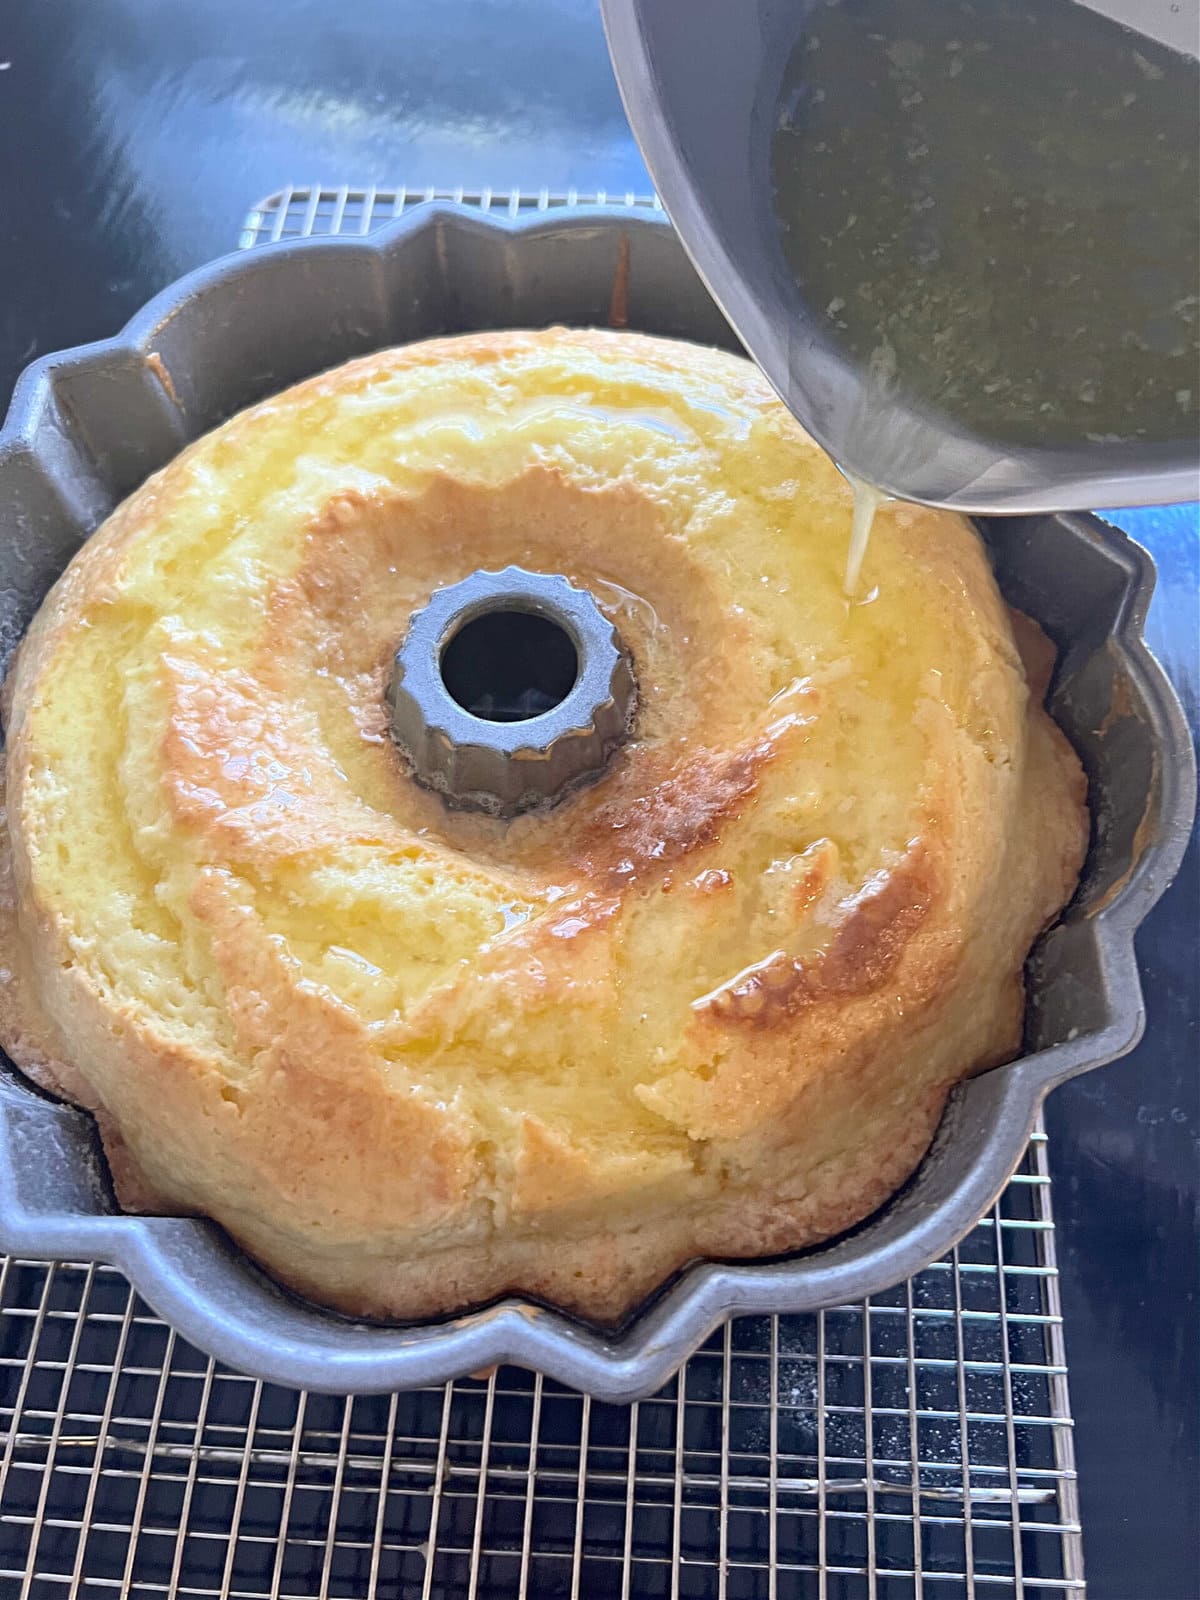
0;2;1195;1593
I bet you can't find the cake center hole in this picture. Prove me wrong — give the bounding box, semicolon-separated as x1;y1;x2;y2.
440;609;579;722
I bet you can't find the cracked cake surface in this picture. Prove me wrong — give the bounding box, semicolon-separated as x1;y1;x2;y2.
0;329;1087;1324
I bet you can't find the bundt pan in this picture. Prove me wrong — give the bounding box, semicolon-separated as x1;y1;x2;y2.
0;206;1193;1400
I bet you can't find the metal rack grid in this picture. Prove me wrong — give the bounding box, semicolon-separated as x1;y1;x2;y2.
0;188;1084;1598
237;184;664;248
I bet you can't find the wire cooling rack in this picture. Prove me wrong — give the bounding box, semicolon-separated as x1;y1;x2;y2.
0;188;1085;1599
237;184;664;247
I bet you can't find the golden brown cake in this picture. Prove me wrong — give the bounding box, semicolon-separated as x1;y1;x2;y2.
0;329;1087;1324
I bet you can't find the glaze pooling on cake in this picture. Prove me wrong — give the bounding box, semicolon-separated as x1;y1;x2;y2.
0;330;1087;1324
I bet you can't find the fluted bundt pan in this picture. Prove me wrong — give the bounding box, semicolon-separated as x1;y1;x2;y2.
0;206;1193;1399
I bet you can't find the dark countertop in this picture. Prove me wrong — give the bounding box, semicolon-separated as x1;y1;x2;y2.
1;3;1196;1594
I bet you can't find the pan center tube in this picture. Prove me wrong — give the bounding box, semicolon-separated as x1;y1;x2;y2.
386;566;637;818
